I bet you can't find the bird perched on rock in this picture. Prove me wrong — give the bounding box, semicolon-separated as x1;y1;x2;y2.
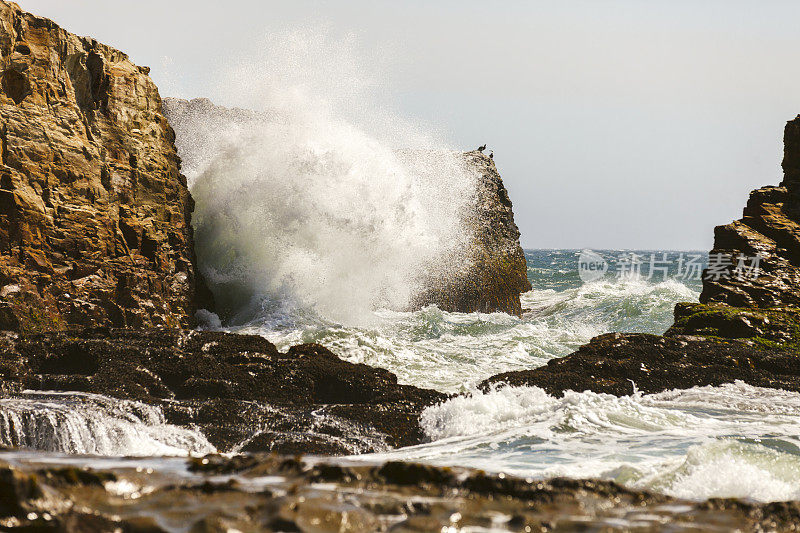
477;144;486;152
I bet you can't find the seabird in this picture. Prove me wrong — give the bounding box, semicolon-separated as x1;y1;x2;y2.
477;144;486;152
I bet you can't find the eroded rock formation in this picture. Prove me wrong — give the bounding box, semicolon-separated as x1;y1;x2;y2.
0;1;209;332
486;115;800;396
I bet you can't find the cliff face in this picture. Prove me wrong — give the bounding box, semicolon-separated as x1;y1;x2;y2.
700;115;800;308
0;1;208;332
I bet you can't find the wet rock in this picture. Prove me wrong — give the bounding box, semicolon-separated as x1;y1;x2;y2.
481;332;800;397
0;327;446;454
0;454;781;532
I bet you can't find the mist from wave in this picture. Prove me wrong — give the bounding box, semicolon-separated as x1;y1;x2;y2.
172;28;478;327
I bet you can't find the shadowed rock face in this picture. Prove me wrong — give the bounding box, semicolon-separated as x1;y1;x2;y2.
0;1;211;333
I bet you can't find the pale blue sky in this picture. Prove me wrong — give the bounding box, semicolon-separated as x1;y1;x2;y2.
19;0;800;248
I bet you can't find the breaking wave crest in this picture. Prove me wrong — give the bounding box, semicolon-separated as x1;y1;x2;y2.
239;275;698;392
170;29;477;326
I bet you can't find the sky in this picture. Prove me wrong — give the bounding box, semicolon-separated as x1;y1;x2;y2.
18;0;800;249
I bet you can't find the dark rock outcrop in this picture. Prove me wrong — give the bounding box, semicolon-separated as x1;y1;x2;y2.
0;1;210;333
481;331;800;397
486;115;800;396
0;328;446;454
0;454;794;532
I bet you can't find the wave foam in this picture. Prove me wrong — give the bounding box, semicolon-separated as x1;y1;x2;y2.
358;382;800;501
172;29;477;326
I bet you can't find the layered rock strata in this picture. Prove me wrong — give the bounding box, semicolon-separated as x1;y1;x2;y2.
0;1;210;333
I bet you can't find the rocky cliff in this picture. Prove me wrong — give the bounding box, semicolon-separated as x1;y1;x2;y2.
486;115;800;396
0;1;209;332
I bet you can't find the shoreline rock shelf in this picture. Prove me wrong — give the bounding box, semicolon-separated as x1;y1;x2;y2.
0;327;446;454
0;455;793;531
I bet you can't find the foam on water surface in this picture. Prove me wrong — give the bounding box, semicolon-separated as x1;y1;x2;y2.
357;381;800;502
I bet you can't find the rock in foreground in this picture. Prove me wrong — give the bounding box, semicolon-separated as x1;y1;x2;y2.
0;453;793;532
0;328;445;454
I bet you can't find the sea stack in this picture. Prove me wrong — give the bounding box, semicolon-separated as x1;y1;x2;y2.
412;150;531;315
